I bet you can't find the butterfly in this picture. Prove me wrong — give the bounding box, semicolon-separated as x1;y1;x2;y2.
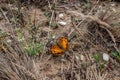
50;37;69;55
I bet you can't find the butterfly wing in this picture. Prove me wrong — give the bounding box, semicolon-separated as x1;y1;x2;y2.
51;45;64;55
50;37;68;55
58;37;68;50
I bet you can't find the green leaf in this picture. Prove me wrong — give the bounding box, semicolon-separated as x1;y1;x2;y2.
92;53;101;63
111;51;118;57
50;21;57;29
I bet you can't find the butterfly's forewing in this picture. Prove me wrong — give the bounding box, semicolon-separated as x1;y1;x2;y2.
58;37;68;50
51;45;64;55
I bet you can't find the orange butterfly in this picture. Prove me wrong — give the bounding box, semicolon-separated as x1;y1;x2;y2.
50;37;69;55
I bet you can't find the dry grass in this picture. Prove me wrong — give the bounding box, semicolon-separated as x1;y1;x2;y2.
0;0;120;80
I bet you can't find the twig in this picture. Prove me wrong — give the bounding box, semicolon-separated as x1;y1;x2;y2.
11;62;36;80
57;61;96;76
67;0;100;37
69;11;118;51
0;8;10;23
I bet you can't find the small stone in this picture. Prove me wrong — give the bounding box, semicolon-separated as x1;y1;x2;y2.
61;58;66;62
80;54;84;61
52;35;56;39
58;21;67;26
7;39;12;43
111;3;115;7
75;55;79;60
103;53;109;61
58;13;64;18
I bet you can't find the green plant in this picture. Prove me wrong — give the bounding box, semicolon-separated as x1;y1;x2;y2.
0;31;8;41
92;53;107;70
50;21;57;29
15;27;44;56
83;3;90;9
12;0;23;24
25;42;44;56
15;28;25;42
111;50;120;60
44;11;52;18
